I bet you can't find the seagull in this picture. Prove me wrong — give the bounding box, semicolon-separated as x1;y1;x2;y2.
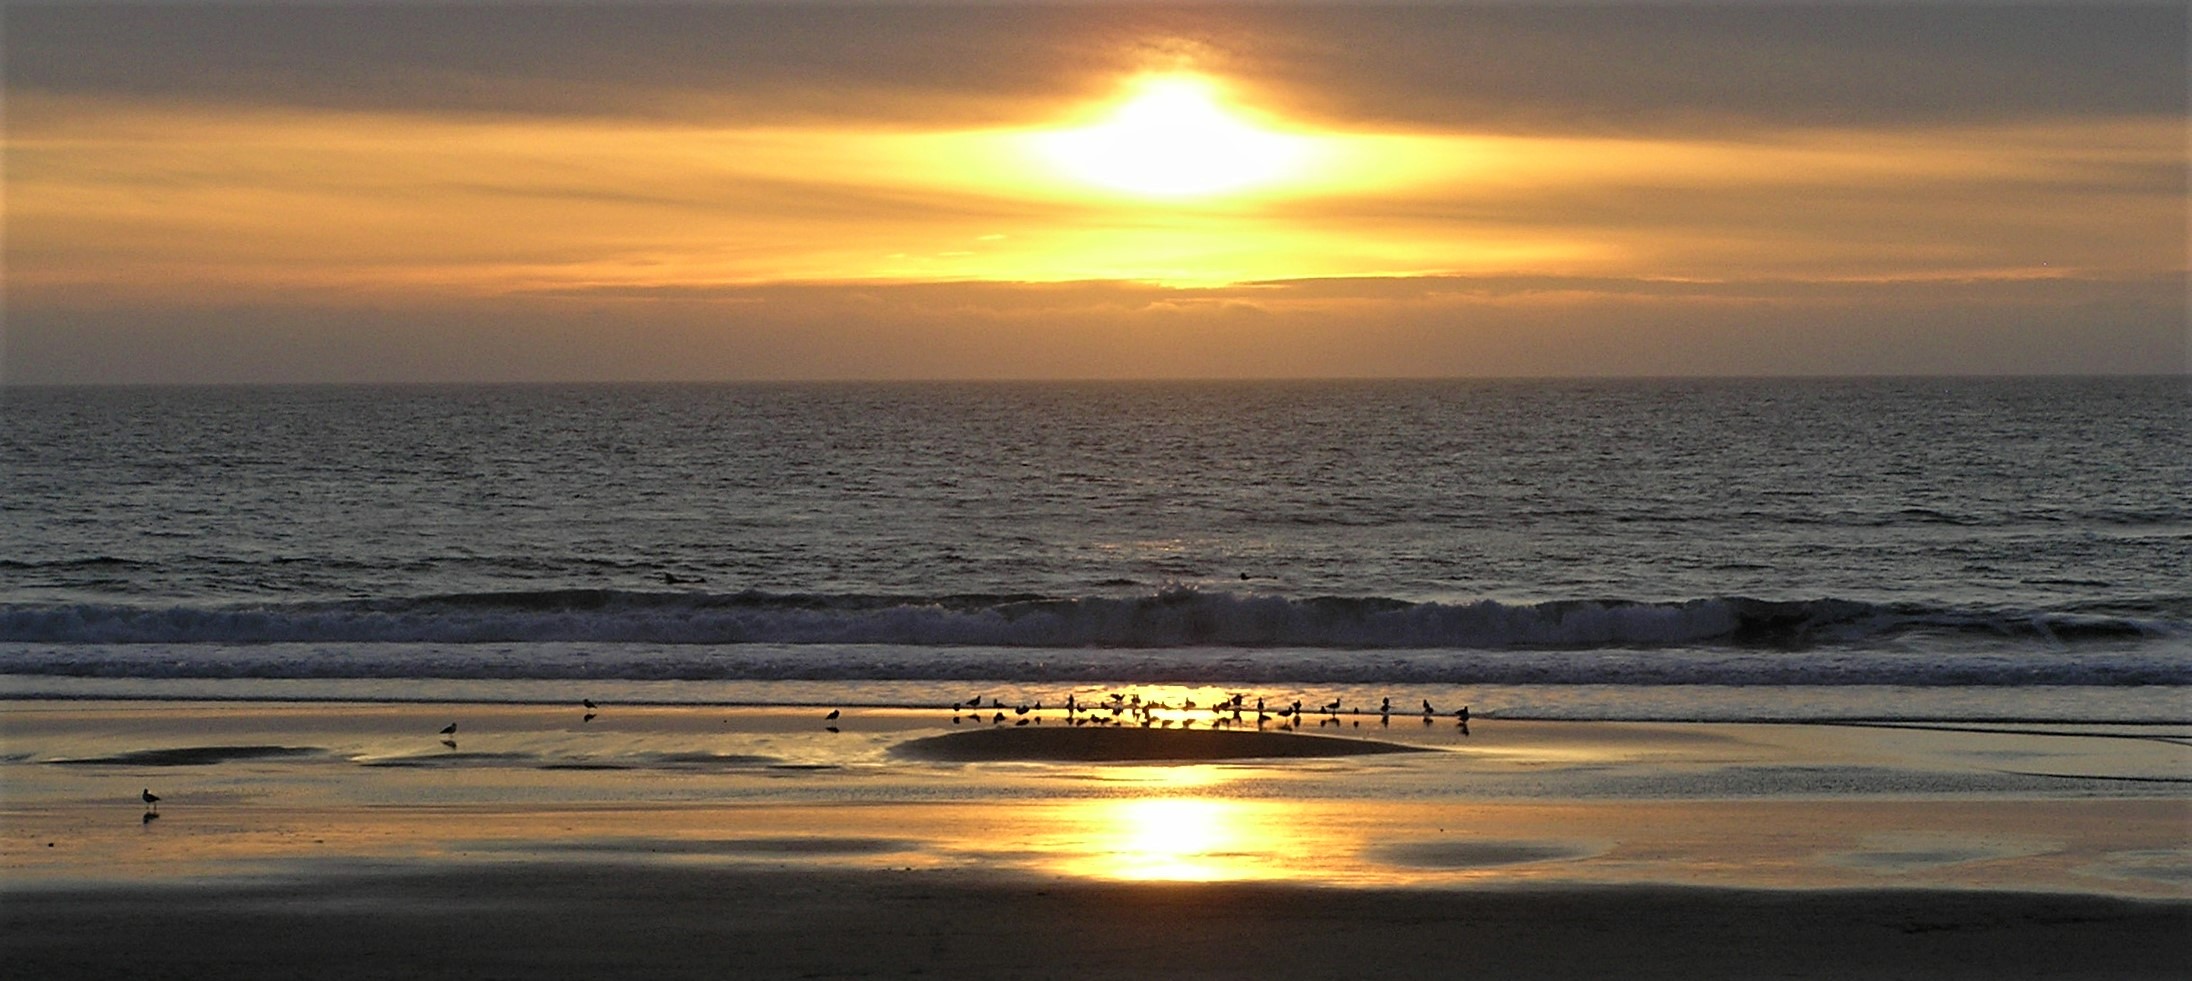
1421;699;1434;716
1455;706;1470;722
824;709;840;721
141;788;160;811
583;699;597;710
440;723;458;736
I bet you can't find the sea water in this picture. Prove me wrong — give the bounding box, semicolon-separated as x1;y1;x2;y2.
3;378;2185;722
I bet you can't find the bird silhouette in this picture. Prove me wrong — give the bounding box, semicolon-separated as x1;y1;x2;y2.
824;709;841;721
439;723;458;736
583;698;597;710
141;788;160;811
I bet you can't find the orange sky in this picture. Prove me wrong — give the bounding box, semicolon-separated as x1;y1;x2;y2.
4;4;2184;382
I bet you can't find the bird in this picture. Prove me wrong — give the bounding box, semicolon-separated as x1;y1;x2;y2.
824;709;840;721
440;723;458;736
1324;697;1342;714
141;788;160;811
583;698;597;710
1421;699;1434;716
1455;706;1470;722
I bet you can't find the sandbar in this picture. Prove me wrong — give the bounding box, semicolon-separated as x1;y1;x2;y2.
892;724;1430;761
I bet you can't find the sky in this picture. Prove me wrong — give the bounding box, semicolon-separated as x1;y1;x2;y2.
4;2;2186;383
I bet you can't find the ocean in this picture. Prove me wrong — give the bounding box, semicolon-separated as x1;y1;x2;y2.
4;377;2185;723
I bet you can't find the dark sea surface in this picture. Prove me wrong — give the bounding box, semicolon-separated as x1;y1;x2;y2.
3;378;2185;721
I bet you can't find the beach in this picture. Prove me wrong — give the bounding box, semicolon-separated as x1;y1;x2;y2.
4;699;2186;979
7;0;2187;967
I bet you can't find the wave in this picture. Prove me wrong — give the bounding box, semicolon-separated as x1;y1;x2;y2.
3;640;2187;688
0;588;2182;650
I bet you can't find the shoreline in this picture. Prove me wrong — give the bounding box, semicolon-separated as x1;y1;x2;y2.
5;699;2186;891
3;697;2187;977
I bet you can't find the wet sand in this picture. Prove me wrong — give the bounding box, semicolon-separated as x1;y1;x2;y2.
9;863;2190;981
3;700;2188;978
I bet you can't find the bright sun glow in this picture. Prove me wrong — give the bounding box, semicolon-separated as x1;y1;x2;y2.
1032;74;1315;199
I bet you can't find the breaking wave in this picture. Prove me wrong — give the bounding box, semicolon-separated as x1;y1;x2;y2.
1;588;2180;650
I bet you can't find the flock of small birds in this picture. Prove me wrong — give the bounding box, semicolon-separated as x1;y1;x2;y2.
939;692;1470;733
134;692;1472;816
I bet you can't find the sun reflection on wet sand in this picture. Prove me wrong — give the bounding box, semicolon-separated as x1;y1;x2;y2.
1051;797;1294;883
4;703;2186;898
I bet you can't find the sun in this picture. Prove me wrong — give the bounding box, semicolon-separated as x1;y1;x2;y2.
1030;74;1315;199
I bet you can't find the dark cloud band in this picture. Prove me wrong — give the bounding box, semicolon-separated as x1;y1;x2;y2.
8;4;2182;132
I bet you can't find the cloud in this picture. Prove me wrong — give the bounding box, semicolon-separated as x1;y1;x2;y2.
6;4;2181;384
9;272;2179;385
